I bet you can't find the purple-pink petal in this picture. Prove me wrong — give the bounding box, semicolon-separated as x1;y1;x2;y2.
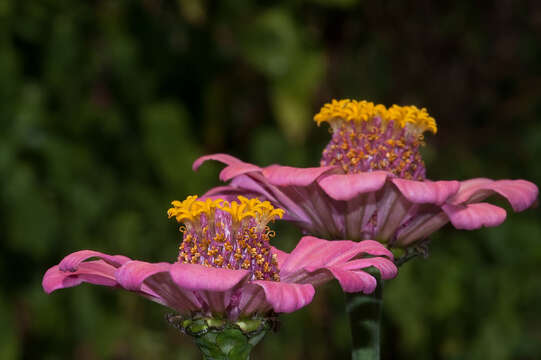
169;263;250;292
442;202;507;230
58;250;131;272
318;171;389;201
250;281;315;313
391;178;460;206
262;165;338;187
43;260;119;294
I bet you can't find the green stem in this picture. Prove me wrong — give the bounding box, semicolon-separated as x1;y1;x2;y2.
345;282;383;360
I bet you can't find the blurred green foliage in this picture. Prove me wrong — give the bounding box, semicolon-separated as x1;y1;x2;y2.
1;1;540;359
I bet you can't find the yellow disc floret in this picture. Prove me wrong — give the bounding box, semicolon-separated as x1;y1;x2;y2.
314;99;437;135
168;195;284;224
167;196;224;222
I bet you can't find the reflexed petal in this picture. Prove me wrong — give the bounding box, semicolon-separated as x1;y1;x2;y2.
193;153;245;169
169;263;250;292
442;202;506;230
58;250;131;272
318;171;389;201
43;260;118;294
452;178;538;212
250;281;315;313
392;179;460;205
262;165;338;186
193;153;261;181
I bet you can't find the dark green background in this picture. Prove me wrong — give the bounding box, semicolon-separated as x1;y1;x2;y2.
1;1;540;359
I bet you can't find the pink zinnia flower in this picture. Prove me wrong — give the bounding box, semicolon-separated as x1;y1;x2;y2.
194;100;538;250
42;195;396;320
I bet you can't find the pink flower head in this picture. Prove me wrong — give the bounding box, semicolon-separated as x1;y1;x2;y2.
194;100;538;249
42;195;396;319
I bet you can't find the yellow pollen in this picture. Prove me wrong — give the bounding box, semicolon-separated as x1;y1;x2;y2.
314;99;437;134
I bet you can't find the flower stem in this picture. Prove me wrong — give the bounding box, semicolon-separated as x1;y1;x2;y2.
345;281;383;360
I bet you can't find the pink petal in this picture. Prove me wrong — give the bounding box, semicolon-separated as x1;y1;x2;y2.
58;250;131;272
391;178;460;206
192;153;245;170
318;171;390;201
280;236;393;277
200;185;256;202
237;284;271;316
42;260;118;294
320;267;377;293
341;257;398;280
395;211;449;247
169;263;249;292
442;202;507;230
271;247;289;269
452;178;538;212
279;236;364;275
116;261;201;312
250;281;315;313
115;261;171;291
192;153;261;181
284;241;396;294
262;165;338;187
355;239;395;259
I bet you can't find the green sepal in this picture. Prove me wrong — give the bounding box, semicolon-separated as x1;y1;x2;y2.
167;313;275;360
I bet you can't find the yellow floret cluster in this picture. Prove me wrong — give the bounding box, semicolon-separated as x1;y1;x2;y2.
314;99;437;134
167;195;284;223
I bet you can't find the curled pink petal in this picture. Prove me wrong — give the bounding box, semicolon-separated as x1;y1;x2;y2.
169;263;249;292
452;178;538;212
318;171;389;201
392;178;460;206
262;165;338;187
193;153;261;181
250;281;315;313
321;267;377;293
442;202;506;230
193;153;245;170
43;260;118;294
341;257;398;280
58;250;131;272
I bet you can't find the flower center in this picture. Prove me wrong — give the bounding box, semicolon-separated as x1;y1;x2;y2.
314;99;437;180
167;196;284;281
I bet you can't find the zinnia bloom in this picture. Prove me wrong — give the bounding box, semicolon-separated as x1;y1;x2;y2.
194;99;538;250
43;195;396;321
